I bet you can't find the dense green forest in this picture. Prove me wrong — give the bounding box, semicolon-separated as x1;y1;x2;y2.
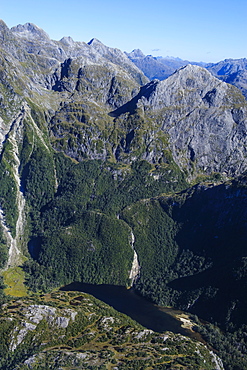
21;146;188;291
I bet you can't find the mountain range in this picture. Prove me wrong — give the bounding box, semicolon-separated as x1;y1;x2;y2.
126;49;206;80
126;49;247;100
1;19;247;369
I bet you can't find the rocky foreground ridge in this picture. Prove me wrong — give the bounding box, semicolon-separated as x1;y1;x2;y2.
0;291;224;369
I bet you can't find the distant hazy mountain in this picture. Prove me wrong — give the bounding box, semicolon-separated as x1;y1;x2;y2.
126;49;175;80
126;49;205;80
206;58;247;99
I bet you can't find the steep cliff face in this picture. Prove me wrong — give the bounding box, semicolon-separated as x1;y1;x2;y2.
49;64;247;178
0;20;148;269
9;21;148;94
126;49;175;80
151;65;247;177
127;48;247;102
0;100;57;269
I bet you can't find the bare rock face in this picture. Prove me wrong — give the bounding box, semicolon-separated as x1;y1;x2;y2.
0;21;147;104
126;49;176;80
126;49;206;81
9;303;77;351
88;38;149;86
140;64;226;109
11;23;51;41
23;304;77;327
0;292;224;370
112;64;247;178
151;65;247;177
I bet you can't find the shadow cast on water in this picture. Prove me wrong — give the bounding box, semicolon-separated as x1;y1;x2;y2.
61;282;190;336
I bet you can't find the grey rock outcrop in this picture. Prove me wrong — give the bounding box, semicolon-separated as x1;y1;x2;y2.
9;304;77;351
207;58;247;75
88;38;148;85
127;48;247;102
149;65;247;177
9;22;148;86
1;292;223;370
50;63;247;178
11;22;51;41
23;304;77;327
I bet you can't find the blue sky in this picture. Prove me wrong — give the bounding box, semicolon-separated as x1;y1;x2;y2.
1;0;247;62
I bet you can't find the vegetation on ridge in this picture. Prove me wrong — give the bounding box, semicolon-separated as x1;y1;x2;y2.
0;290;220;370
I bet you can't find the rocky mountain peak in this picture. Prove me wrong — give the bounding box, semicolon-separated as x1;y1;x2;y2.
59;36;75;46
0;18;9;31
111;64;232;115
207;58;247;74
127;49;146;59
11;22;50;41
137;64;225;110
0;19;15;43
88;37;103;46
206;58;247;99
87;37;111;55
88;37;118;56
1;21;247;370
126;49;184;81
111;63;247;177
171;63;213;81
87;37;149;85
